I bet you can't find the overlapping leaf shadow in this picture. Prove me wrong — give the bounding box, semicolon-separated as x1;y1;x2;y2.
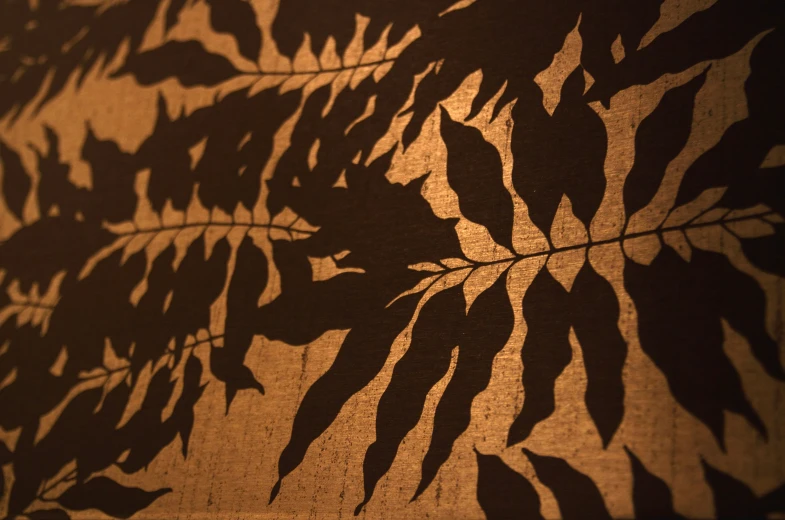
1;0;784;518
475;447;785;519
0;0;160;121
264;0;784;513
0;32;301;516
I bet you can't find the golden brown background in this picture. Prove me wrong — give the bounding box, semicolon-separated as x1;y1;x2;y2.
1;0;784;518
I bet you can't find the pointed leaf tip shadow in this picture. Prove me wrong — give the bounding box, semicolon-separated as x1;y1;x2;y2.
439;105;515;252
177;354;207;458
676;29;785;217
570;263;627;449
523;448;612;520
701;458;762;519
625;248;769;447
623;67;709;221
269;480;281;505
222;368;265;415
412;272;513;501
271;293;421;504
508;267;571;446
166;0;187;31
511;66;607;237
475;448;544;520
356;285;465;513
465;74;506;123
216;235;268;414
624;446;682;519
